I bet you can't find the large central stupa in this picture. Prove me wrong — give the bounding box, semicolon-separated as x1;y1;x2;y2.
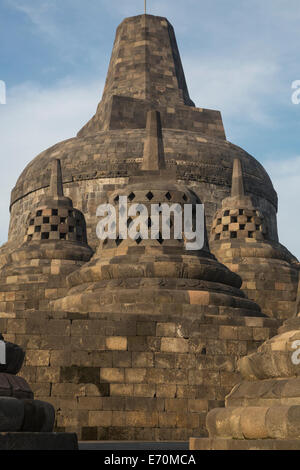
0;14;298;443
8;15;278;251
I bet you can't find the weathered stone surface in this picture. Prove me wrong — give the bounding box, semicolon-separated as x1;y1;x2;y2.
0;433;78;450
190;438;300;451
210;159;298;320
22;400;55;432
206;405;300;440
0;397;55;433
0;398;24;432
0;160;93;315
0;373;33;399
0;341;25;375
238;330;300;380
190;310;300;449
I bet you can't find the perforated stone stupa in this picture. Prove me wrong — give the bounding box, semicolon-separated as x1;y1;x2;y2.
210;159;298;320
6;14;279;255
0;13;298;444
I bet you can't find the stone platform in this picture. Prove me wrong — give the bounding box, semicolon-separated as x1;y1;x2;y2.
190;438;300;451
0;432;78;450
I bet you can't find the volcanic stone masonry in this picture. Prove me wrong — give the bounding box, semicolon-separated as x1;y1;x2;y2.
210;159;298;320
190;292;300;450
0;13;299;444
0;334;77;450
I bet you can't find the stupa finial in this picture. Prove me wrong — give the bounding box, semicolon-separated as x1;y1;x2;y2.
50;159;64;198
141;110;166;171
231;158;245;198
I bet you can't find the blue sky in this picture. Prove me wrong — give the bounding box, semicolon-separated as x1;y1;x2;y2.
1;0;300;257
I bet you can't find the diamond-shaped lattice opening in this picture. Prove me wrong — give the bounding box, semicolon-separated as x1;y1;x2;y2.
135;236;143;245
128;192;136;202
51;225;58;232
165;192;172;201
27;235;33;241
60;233;66;240
127;217;133;228
224;210;230;217
103;239;108;246
217;218;222;225
239;209;244;215
248;231;254;238
147;217;152;228
182;194;188;202
115;237;123;247
146;191;154;201
41;232;49;240
52;209;58;216
36;210;42;217
256;225;260;230
215;234;221;240
114;195;120;203
230;232;237;239
43;217;50;224
247;216;252;222
223;225;229;232
60;217;66;223
35;226;41;233
29;219;34;226
239;224;245;230
231;216;237;223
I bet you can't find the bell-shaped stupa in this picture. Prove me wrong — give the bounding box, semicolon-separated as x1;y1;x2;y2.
210;159;298;320
0;159;92;314
46;110;279;441
6;15;279;254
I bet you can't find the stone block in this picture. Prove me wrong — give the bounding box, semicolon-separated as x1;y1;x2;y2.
100;368;124;383
161;338;189;353
106;336;128;351
0;397;24;432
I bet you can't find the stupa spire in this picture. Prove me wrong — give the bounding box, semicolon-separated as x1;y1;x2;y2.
231;158;245;198
141;110;165;171
50;159;64;198
75;14;228;139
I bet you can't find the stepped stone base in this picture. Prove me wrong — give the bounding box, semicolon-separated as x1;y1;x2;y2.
190;438;300;451
0;432;78;450
2;310;278;441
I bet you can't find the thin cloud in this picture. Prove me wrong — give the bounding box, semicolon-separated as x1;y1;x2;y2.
185;58;280;126
0;78;103;244
265;156;300;259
